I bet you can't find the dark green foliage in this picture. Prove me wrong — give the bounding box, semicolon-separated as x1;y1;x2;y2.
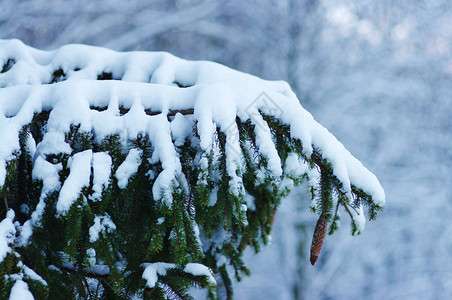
319;168;334;221
218;264;233;300
352;187;383;220
97;72;113;80
0;253;21;299
50;68;67;83
1;58;15;73
328;202;341;235
0;106;380;299
173;81;192;88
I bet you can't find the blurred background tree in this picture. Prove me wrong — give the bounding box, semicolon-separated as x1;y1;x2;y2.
1;0;451;298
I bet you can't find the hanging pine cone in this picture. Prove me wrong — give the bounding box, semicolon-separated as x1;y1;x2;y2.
310;215;328;265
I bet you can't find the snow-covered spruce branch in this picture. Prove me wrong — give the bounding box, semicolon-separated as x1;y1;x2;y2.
99;104;382;218
114;106;383;222
0;39;384;299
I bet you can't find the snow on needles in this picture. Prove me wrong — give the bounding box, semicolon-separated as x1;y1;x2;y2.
115;148;142;189
9;280;34;300
57;150;92;215
183;262;217;286
0;209;15;263
142;262;176;288
141;262;216;288
0;39;385;241
89;214;117;243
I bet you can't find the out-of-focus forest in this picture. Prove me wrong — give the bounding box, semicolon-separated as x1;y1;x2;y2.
1;0;451;299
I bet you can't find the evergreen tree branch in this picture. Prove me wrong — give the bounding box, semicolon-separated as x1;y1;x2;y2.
263;116;380;212
133;107;378;211
0;40;385;298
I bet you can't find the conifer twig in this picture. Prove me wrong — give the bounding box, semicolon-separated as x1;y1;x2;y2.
342;202;355;222
333;201;340;220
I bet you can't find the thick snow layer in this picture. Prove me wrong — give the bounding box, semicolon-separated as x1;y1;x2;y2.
91;152;112;201
0;209;15;263
56;150;92;216
0;39;384;236
284;153;309;176
86;248;96;266
89;214;117;243
9;280;34;300
115;148;142;189
27;155;62;229
171;113;193;147
148;114;183;205
141;262;176;288
140;262;215;288
22;265;47;286
18;150;65;244
183;263;216;286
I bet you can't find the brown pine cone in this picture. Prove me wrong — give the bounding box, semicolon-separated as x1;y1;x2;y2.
310;215;328;265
